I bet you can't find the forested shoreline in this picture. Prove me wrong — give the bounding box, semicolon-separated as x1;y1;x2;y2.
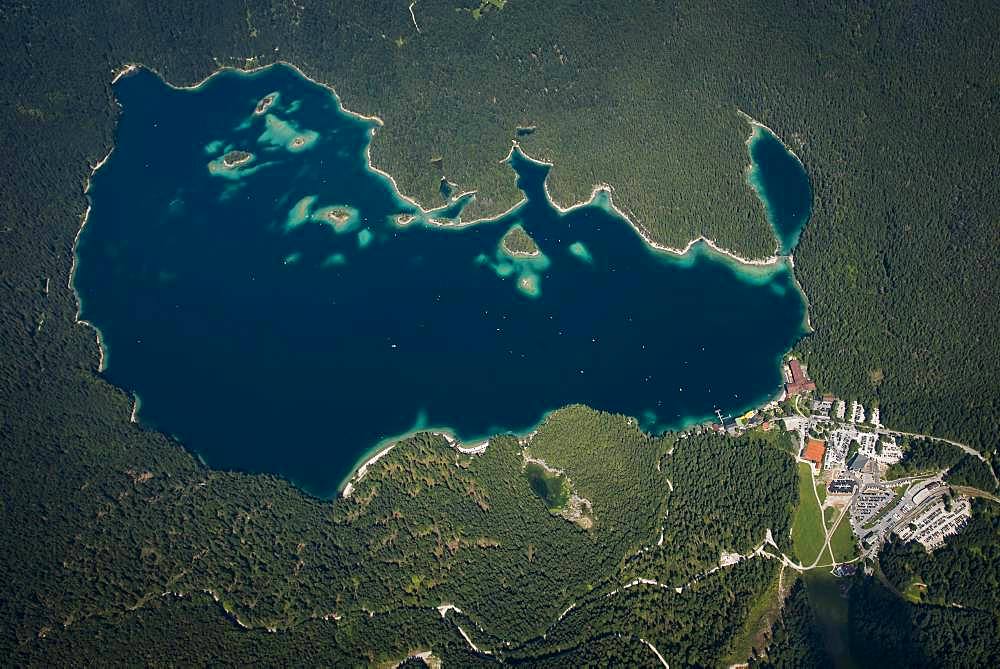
4;405;803;665
2;0;998;665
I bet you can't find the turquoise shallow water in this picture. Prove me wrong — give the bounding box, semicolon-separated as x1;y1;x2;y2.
74;64;810;497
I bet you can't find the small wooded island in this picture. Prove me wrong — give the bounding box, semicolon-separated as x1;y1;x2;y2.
222;150;253;167
254;93;277;115
500;223;539;257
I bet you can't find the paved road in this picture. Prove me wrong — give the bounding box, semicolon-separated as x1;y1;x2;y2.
950;485;1000;503
881;472;942;488
878;428;985;460
856;477;966;558
878;428;999;488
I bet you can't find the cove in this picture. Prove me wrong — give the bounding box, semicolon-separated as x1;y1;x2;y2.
746;124;812;254
73;64;809;498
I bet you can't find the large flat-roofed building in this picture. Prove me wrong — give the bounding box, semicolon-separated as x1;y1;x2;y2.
828;478;858;494
785;359;817;396
848;452;871;473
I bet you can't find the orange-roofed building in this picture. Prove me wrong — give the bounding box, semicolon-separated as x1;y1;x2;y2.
785;359;817;396
803;439;826;468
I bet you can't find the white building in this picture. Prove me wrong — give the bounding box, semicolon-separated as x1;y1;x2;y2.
811;399;832;417
871;437;903;465
825;427;878;470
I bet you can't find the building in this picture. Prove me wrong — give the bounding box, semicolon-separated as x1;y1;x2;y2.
911;480;942;507
832;563;857;577
848;452;871;473
803;439;826;469
811;399;832;417
828;478;858;494
785;359;817;396
712;406;738;434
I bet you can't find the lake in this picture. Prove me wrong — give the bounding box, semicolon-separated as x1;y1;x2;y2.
746;123;812;255
74;64;810;497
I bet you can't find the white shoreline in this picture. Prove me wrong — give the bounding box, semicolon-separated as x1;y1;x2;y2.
500;241;541;259
130;393;140;423
337;414;569;500
734;110;815;331
341;428;494;498
81;62;816;500
341;443;397;498
518;139;786;268
109;61;791;271
456;439;489;455
111;63;139;84
410;137;790;274
736;108;807;168
69;146;116;373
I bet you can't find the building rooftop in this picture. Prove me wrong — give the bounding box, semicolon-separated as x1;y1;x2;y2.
848;453;870;472
785;359;817;396
828;478;857;494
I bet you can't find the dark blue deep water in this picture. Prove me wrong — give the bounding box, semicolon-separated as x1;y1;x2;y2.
747;125;812;254
74;65;810;497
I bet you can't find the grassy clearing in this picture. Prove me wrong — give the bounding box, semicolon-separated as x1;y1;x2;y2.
816;481;828;505
829;515;857;563
902;580;926;604
524;462;569;511
824;506;837;529
792;462;826;565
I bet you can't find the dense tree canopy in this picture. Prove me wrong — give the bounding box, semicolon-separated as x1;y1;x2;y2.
1;0;998;664
754;578;832;669
881;500;1000;613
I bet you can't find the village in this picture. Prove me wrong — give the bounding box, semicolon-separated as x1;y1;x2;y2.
709;357;978;565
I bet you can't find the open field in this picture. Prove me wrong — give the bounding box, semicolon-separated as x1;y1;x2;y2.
792;463;826;565
830;516;857;563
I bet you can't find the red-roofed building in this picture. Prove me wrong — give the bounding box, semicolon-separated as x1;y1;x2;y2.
785;359;817;396
803;439;826;469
